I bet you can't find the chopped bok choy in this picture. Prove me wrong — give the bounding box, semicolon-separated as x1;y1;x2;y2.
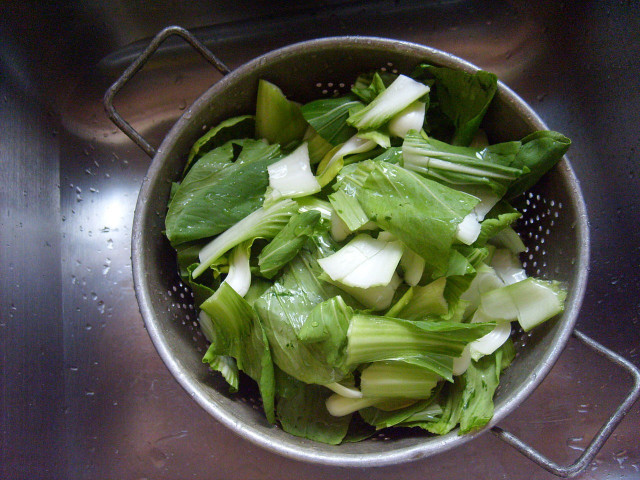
164;64;570;445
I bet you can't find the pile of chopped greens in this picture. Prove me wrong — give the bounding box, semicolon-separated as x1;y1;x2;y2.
164;64;570;444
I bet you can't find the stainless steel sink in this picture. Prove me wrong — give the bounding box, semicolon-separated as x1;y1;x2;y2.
1;2;639;479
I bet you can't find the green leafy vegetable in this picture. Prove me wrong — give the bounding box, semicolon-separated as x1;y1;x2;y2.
360;360;440;398
185;115;255;173
359;396;441;430
395;277;448;320
202;346;239;393
253;253;354;384
258;210;322;278
301;94;363;145
479;277;567;331
200;283;276;422
459;340;515;433
193;198;298;278
346;314;495;366
255;79;307;146
164;66;570;445
347;74;430;130
505;131;571;199
275;368;352;444
165;139;282;246
340;160;479;276
421;65;498;146
328;189;370;232
475;200;522;246
351;71;394;103
402;130;525;197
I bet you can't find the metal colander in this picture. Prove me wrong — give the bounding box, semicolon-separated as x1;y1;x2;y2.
108;28;609;470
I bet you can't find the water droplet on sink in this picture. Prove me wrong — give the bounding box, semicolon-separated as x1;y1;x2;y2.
149;447;168;469
577;403;591;414
566;436;585;452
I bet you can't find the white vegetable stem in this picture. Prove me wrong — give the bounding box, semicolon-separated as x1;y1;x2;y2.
452;345;471;376
318;233;404;288
490;248;528;285
460;263;505;317
324;382;363;399
388;101;426;138
330;210;351;242
400;247;425;286
479;277;566;332
325;394;380;417
267;142;320;199
198;311;216;343
455;186;500;245
349;74;430;130
332;273;402;311
320;134;377;179
469;309;512;361
223;242;251;297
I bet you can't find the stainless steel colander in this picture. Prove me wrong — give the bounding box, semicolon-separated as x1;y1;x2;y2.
105;26;640;477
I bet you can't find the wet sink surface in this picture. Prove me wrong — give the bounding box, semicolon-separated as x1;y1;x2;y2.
1;1;639;479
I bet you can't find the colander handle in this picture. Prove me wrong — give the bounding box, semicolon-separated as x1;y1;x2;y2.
103;25;230;158
491;329;640;478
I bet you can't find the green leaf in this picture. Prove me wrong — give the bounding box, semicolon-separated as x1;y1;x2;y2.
356;129;391;148
351;71;396;103
425;65;498;146
505;131;571;199
298;296;353;366
185;115;255;174
395;277;448;320
165;139;282;246
371;146;403;165
304;126;334;164
328;189;370;232
186;263;218;307
202;349;239;393
341;160;479;277
300;94;363;145
442;247;488;317
200;283;276;423
275;368;351;444
458;341;515;433
175;240;208;281
193;198;298;278
420;378;465;435
360;397;440;430
258;210;322;278
479;277;567;331
255;79;307;147
475;201;522;246
400;354;455;382
253;252;354;384
402;130;525;197
346;314;495;366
